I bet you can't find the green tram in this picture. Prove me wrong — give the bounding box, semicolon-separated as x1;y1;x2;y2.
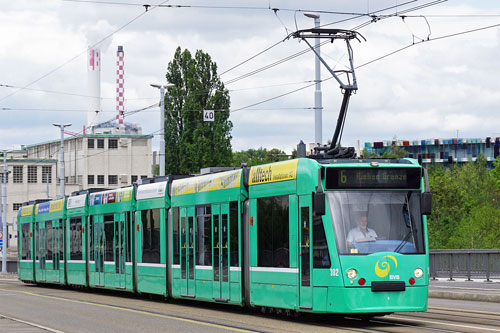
18;157;431;315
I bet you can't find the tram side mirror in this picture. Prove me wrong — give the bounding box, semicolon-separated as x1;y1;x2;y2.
313;192;325;216
421;192;432;215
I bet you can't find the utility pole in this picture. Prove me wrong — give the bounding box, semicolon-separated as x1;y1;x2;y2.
52;123;71;198
2;151;7;273
304;13;323;146
46;172;49;199
150;83;174;177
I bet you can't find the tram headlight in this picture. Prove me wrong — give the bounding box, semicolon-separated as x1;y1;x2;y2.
346;268;357;279
414;268;424;278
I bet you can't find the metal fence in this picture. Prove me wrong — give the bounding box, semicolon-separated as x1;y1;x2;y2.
430;250;500;281
0;259;18;273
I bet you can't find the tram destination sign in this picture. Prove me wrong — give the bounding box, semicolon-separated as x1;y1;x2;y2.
325;167;421;189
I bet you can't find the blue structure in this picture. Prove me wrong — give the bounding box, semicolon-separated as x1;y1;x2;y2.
364;137;500;164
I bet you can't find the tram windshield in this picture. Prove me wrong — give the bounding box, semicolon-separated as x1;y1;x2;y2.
327;191;425;255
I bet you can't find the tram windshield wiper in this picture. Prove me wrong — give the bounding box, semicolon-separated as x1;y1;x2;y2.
394;192;415;253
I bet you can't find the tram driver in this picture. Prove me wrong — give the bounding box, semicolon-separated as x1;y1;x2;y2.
346;215;378;248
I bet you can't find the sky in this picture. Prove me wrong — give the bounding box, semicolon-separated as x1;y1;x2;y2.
1;0;500;154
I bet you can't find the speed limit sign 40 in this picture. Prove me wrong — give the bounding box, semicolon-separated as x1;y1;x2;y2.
203;110;214;122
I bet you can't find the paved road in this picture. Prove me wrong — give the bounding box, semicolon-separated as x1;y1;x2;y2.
0;279;499;332
429;278;500;302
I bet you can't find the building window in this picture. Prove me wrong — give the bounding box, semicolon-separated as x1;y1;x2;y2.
0;171;7;183
141;175;147;179
88;139;94;149
108;175;118;185
109;139;118;149
131;175;138;183
257;195;290;268
69;176;76;184
97;175;104;185
28;166;37;183
97;139;104;149
42;166;52;183
13;166;23;183
88;175;94;185
13;203;22;211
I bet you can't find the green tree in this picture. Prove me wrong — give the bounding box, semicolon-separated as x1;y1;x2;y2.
164;47;232;174
491;156;500;190
232;147;289;167
427;154;500;249
361;143;408;159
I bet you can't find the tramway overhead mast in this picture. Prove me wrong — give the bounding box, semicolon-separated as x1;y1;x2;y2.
291;28;365;159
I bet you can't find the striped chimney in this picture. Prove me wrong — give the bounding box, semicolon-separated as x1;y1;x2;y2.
116;46;125;125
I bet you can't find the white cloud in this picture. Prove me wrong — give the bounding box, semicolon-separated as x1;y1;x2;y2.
0;0;499;154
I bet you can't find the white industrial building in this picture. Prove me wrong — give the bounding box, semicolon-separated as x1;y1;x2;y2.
1;132;153;247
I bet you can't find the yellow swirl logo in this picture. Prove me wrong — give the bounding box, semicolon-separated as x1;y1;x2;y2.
375;255;398;278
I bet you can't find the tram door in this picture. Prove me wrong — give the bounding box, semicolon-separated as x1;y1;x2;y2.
36;222;47;281
180;207;195;297
299;196;313;309
114;213;126;289
59;221;65;283
52;220;63;283
212;203;230;301
94;216;105;286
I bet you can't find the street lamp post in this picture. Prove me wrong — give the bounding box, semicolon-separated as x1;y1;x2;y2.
150;83;174;177
52;123;71;198
304;13;322;146
1;150;8;274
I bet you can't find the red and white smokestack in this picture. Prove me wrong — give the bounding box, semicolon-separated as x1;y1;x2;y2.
87;47;101;130
116;45;125;125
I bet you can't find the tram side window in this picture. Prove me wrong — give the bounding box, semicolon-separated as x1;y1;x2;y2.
58;220;63;263
195;205;211;266
70;217;83;260
125;212;131;262
35;224;39;261
22;224;31;260
230;201;239;267
312;216;331;268
257;195;289;268
89;216;94;261
104;214;114;262
141;209;160;263
46;222;53;261
172;208;180;265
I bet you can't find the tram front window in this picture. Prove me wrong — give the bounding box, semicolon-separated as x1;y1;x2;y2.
327;191;425;255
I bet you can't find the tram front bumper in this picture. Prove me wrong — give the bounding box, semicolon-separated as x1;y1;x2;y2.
326;285;428;314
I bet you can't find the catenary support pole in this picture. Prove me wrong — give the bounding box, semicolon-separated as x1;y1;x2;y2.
150;83;174;177
2;151;7;273
159;85;165;177
52;123;71;198
304;13;322;146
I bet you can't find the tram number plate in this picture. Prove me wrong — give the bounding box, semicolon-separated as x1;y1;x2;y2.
330;268;339;277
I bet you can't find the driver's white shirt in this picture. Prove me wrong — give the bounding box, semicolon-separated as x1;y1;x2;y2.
347;226;378;242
